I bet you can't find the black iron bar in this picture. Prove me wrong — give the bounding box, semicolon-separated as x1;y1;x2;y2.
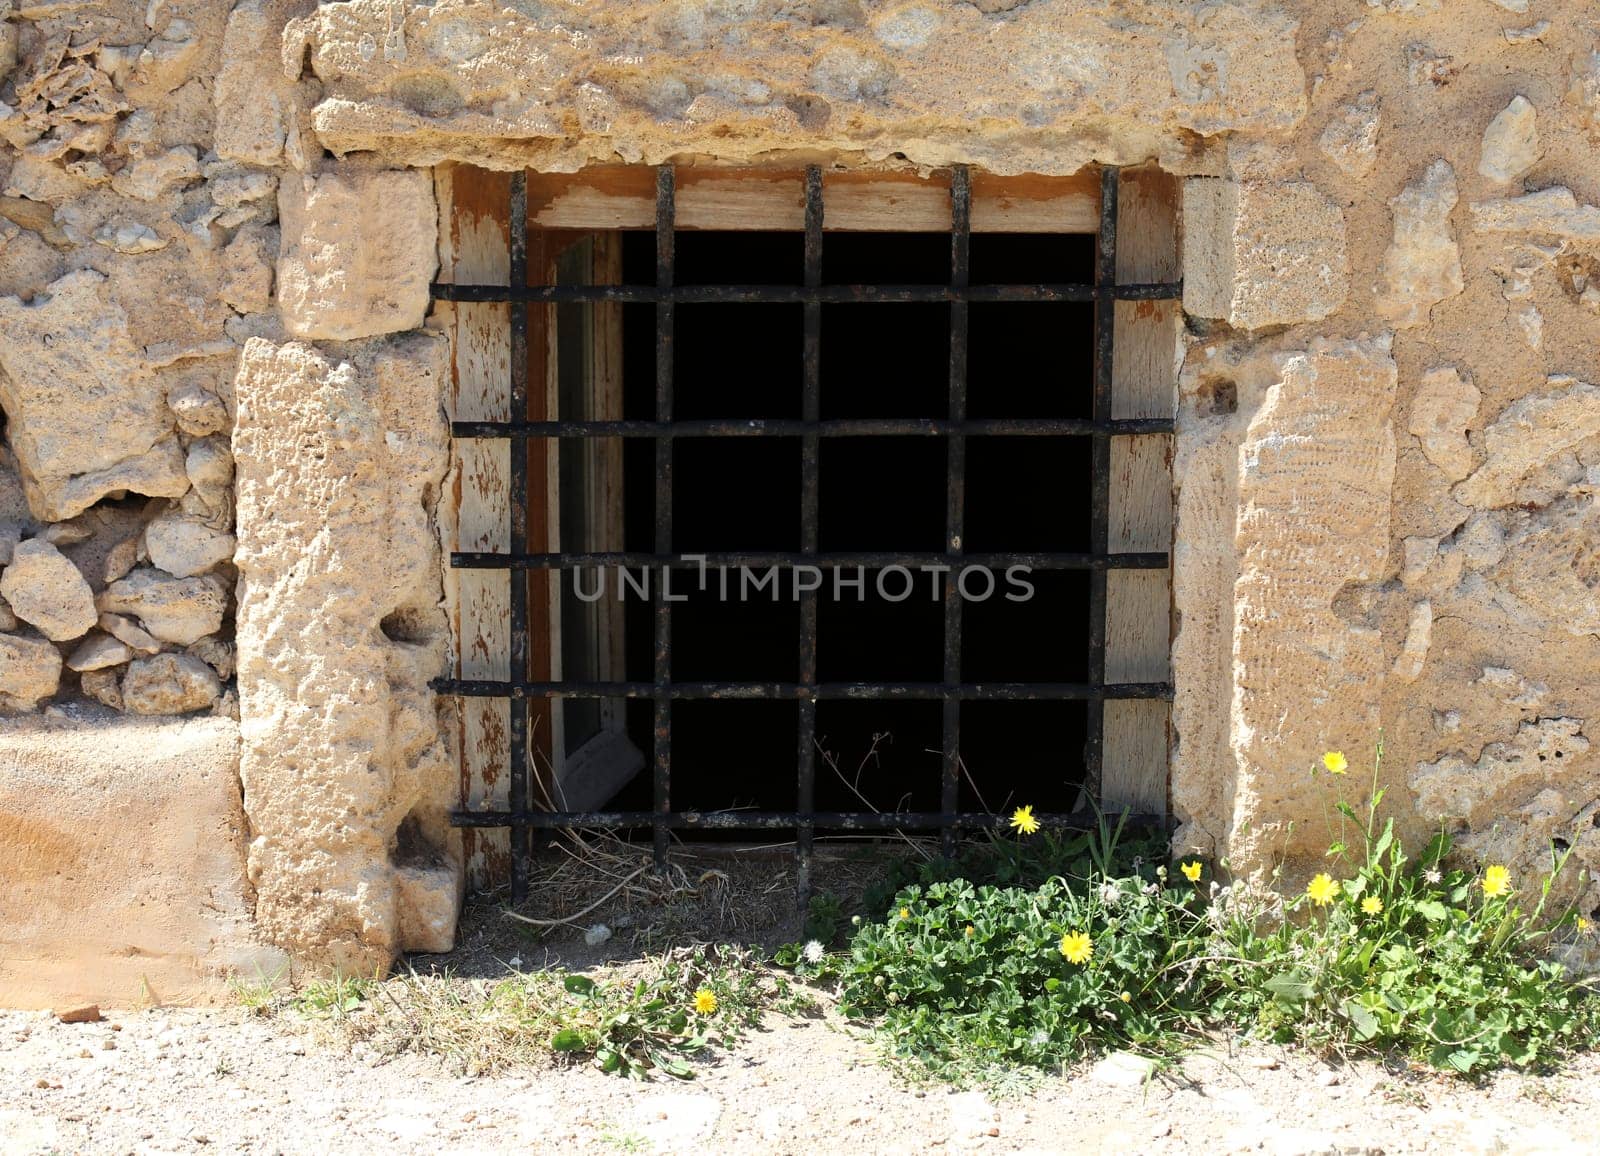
450;416;1174;439
796;165;824;907
432;282;1179;304
451;549;1168;570
434;679;1175;701
451;809;1166;831
507;172;532;902
1084;167;1119;807
941;166;970;858
652;167;676;871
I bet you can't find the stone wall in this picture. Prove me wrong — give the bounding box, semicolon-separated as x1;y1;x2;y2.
0;0;1597;991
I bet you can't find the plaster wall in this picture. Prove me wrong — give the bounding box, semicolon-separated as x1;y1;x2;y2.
0;0;1597;992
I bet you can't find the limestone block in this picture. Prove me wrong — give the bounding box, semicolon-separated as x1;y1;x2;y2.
80;667;123;711
1493;492;1600;637
143;514;236;578
284;0;1306;175
1470;187;1600;241
122;653;222;716
187;635;235;682
109;146;201;202
0;633;63;712
0;271;191;521
1413;718;1591;827
1318;90;1380;179
220;225;276;316
1182;179;1349;329
166;383;230;439
1;539;96;642
1454;376;1600;509
1229;336;1398;871
1390;600;1432;684
0;715;284;1007
65;632;132;673
276;169;437;341
1407;366;1480;482
1477;95;1541;186
97;568;228;647
234;333;459;972
215;0;296;165
1375;160;1463;329
98;612;162;655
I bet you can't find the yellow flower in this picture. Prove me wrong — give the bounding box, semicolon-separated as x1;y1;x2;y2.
1361;895;1383;915
1010;805;1041;836
964;925;975;938
1322;751;1349;775
898;907;910;921
1059;930;1093;965
1119;991;1132;1003
1578;917;1592;934
1482;865;1512;899
1181;860;1203;883
1306;873;1340;906
692;989;718;1015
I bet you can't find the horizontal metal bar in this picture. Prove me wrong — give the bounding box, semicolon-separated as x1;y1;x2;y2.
450;549;1169;571
449;416;1175;439
433;679;1174;702
449;808;1168;831
431;282;1181;305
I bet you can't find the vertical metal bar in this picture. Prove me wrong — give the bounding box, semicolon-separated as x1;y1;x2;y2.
508;172;531;902
652;166;676;870
796;165;824;907
941;166;970;857
1085;166;1119;806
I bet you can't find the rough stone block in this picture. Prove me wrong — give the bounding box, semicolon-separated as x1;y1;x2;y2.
276;169;437;341
1376;160;1463;329
0;271;190;522
0;716;285;1007
234;333;460;972
1182;179;1349;330
1229;336;1398;871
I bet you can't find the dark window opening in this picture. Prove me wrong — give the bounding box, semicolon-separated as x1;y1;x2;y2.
433;165;1179;902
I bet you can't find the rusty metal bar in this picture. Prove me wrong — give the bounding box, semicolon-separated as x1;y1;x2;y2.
451;809;1165;831
507;172;532;903
1084;166;1119;806
941;166;970;858
432;282;1180;304
795;165;824;907
652;166;676;871
434;679;1174;701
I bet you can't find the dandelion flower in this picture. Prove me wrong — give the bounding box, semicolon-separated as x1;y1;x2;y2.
801;940;825;964
1181;861;1203;883
1322;751;1349;775
1482;865;1512;898
1010;805;1041;836
1306;873;1340;906
692;989;718;1015
1578;917;1592;934
1119;991;1132;1003
1361;895;1383;915
1423;868;1442;885
898;907;910;921
1059;930;1093;965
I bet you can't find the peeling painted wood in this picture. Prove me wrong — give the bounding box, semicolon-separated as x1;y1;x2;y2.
1103;166;1179;817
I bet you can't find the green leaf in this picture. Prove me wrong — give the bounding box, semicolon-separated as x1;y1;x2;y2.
1264;973;1313;1006
596;1047;622;1072
563;974;596;996
1342;999;1380;1042
551;1028;587;1052
1415;899;1448;922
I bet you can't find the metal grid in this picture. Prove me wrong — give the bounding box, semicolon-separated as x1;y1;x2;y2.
433;164;1179;901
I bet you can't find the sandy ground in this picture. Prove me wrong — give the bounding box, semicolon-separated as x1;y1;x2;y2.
0;1000;1593;1155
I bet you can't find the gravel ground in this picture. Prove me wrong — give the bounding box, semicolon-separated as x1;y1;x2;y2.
0;1001;1593;1155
